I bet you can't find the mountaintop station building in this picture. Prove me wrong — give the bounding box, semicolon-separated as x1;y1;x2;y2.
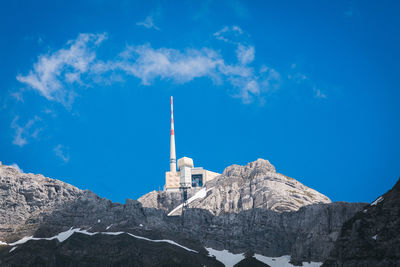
164;97;219;192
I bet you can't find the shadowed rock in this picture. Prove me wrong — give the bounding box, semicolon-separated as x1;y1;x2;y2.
323;178;400;267
0;161;367;265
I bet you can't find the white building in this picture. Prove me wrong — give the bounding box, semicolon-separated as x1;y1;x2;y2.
165;157;219;191
164;97;219;191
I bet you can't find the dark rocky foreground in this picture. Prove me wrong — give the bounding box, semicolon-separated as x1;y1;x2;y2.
0;233;223;267
0;161;370;266
323;178;400;267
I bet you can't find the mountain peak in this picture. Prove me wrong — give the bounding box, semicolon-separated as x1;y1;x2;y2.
140;159;331;215
222;158;276;178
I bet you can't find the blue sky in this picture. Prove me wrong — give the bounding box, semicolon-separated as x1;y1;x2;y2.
0;0;399;204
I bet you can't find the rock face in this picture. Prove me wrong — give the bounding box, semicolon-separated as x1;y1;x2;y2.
139;159;332;215
323;178;400;267
0;233;223;267
0;161;367;266
180;202;366;263
0;164;84;241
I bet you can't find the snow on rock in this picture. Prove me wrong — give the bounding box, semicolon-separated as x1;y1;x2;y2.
8;228;98;246
205;247;245;267
0;241;7;245
9;247;16;253
126;233;198;253
372;235;377;240
106;224;113;230
254;254;322;267
168;187;211;216
371;196;384;206
8;228;197;254
205;248;323;267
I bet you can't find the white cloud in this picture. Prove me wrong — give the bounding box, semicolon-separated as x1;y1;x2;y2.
10;91;24;102
236;44;255;65
111;45;222;85
11;116;41;147
16;33;107;106
213;25;244;43
97;44;279;104
17;30;280;105
136;16;160;31
10;163;23;173
54;144;70;162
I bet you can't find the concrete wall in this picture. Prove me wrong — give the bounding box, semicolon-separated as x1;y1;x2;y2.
165;168;220;191
165;171;180;190
180;166;192;187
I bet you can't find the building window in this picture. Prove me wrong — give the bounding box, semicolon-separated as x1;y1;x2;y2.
191;174;203;187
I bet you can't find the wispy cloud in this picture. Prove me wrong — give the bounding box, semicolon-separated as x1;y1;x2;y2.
11;116;41;147
136;15;160;31
10;91;24;102
17;29;280;105
288;63;328;99
236;44;255;65
212;26;279;103
16;33;107;106
54;144;70;162
103;45;222;85
96;43;279;104
213;26;244;43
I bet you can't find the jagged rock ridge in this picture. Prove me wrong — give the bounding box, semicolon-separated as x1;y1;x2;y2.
0;164;84;241
323;178;400;267
0;161;367;266
139;159;332;215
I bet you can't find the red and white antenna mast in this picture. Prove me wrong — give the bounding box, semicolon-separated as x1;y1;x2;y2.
170;96;176;172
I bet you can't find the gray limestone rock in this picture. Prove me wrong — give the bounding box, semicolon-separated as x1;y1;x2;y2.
0;165;83;242
139;159;332;215
0;161;367;265
323;178;400;267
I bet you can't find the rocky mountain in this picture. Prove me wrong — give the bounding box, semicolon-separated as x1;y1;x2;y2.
323;178;400;267
0;160;367;266
0;164;84;242
139;159;332;215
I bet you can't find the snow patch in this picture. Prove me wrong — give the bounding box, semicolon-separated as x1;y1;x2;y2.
8;229;197;254
205;248;322;267
372;234;377;240
102;231;197;252
139;224;143;227
168;187;212;216
205;247;244;267
106;224;113;230
9;247;17;253
371;196;384;206
97;219;101;223
102;232;124;236
8;228;98;246
127;233;198;253
0;241;8;245
254;254;322;267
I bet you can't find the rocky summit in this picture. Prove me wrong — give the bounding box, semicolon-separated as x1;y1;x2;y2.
0;160;369;266
139;159;332;215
